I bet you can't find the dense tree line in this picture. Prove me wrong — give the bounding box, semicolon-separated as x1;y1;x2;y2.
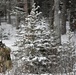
0;0;76;33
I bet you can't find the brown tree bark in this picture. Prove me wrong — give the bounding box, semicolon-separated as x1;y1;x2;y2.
24;0;28;15
4;0;7;21
61;0;66;34
8;0;11;24
49;0;54;29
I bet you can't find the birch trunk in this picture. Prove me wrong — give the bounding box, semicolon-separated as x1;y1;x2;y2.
54;0;61;45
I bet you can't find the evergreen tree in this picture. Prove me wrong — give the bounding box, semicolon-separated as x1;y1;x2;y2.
14;3;59;74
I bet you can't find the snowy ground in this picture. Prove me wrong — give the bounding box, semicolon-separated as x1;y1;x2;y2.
61;21;76;45
0;22;16;47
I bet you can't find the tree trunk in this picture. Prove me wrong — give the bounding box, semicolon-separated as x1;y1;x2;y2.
61;0;66;34
8;0;11;24
4;0;7;21
0;16;1;26
67;9;71;31
54;0;61;45
16;14;20;29
24;0;28;15
49;0;54;29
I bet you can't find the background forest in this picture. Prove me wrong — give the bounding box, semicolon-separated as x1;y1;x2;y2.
0;0;76;75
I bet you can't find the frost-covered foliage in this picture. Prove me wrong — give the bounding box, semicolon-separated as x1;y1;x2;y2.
14;3;58;74
57;30;76;74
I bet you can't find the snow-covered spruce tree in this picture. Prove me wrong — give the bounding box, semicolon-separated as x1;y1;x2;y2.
57;30;76;74
14;3;62;74
14;3;43;74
